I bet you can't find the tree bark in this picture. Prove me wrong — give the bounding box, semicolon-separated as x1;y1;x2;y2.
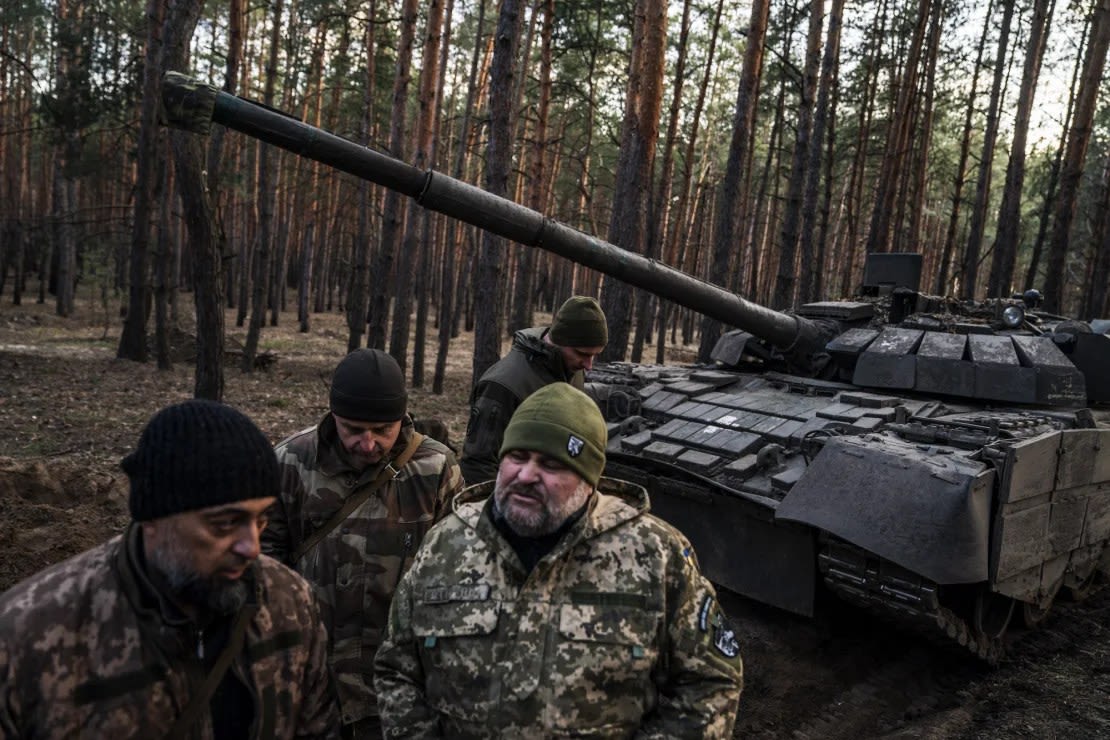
473;0;525;383
1043;0;1110;313
599;0;667;362
697;0;770;361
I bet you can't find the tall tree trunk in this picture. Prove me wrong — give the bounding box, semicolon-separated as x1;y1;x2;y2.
988;0;1053;298
697;0;770;361
347;0;379;351
960;0;1015;299
1043;0;1110;313
434;0;487;393
599;0;667;362
935;0;993;294
164;0;223;399
368;0;419;349
865;0;930;255
775;0;824;310
473;0;525;383
241;0;284;372
119;0;165;360
633;0;692;362
391;0;446;377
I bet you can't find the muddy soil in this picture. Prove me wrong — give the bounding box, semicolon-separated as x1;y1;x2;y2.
1;296;1107;739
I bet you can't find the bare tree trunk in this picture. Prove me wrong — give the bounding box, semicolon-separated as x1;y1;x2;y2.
697;0;769;360
242;0;284;372
391;0;446;377
988;0;1053;298
960;0;1015;299
347;0;379;351
865;0;930;255
473;0;525;383
368;0;419;350
435;0;487;392
599;0;667;362
1043;0;1110;313
119;0;165;360
164;0;223;399
773;0;823;310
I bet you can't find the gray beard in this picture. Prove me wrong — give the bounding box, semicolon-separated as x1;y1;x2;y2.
147;542;249;615
492;479;593;537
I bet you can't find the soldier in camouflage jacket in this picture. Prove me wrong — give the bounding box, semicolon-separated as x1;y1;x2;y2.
0;400;340;739
460;296;608;485
376;384;743;738
263;349;464;733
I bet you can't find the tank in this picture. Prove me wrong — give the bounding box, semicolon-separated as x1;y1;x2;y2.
162;72;1110;661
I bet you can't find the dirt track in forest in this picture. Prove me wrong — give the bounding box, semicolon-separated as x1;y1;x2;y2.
1;296;1108;739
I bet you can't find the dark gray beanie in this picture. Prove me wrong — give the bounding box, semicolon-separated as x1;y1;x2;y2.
122;400;279;521
550;296;608;348
329;348;407;421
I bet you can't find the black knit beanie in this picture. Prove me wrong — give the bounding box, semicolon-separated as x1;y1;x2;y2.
329;348;407;422
122;400;279;521
549;296;608;348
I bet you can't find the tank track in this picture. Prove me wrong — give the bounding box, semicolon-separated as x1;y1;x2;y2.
819;538;1005;663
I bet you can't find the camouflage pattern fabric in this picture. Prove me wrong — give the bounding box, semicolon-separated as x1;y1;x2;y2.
263;414;463;727
375;478;744;738
459;327;585;485
0;524;340;739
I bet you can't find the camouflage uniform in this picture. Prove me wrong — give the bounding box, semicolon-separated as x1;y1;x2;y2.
0;524;339;739
263;414;464;728
460;327;585;484
374;478;744;738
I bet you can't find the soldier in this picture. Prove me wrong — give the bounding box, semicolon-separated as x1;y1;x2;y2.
0;400;340;739
460;295;608;484
375;383;744;738
262;348;463;738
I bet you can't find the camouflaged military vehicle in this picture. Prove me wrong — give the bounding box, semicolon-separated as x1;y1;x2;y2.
162;72;1110;662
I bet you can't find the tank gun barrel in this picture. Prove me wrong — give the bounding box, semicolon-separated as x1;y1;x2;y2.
162;71;823;354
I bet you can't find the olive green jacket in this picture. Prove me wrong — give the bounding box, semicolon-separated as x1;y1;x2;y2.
459;327;585;485
375;478;744;738
0;524;340;739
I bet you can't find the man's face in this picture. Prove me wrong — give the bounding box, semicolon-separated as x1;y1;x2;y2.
558;344;606;373
142;497;275;613
333;414;402;467
493;450;593;537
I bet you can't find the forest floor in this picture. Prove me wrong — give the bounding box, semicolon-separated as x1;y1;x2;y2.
1;293;1108;739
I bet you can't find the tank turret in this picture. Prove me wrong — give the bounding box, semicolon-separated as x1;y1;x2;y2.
162;72;1110;661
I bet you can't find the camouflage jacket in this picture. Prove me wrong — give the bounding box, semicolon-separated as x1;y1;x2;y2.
459;327;585;485
263;414;463;726
0;524;340;740
374;478;744;738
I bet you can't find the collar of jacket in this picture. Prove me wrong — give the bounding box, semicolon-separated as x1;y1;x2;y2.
451;477;649;570
114;522;261;651
316;411;416;481
512;326;573;380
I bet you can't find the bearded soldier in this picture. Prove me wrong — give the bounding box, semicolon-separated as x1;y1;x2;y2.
376;383;743;738
0;400;340;739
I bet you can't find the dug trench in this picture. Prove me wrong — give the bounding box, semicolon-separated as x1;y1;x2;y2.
1;299;1107;739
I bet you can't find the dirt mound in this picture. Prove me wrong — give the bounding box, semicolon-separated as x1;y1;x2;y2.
0;457;128;591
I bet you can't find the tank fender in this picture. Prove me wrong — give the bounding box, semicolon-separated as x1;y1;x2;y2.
775;435;993;584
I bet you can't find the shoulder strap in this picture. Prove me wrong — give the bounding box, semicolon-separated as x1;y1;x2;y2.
164;605;254;740
292;432;426;563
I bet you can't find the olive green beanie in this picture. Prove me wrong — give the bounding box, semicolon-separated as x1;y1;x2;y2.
499;383;607;486
549;296;608;348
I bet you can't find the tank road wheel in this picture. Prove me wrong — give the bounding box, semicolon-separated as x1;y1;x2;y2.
972;589;1014;642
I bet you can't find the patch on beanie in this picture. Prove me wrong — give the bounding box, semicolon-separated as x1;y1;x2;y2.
567;435;585;457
